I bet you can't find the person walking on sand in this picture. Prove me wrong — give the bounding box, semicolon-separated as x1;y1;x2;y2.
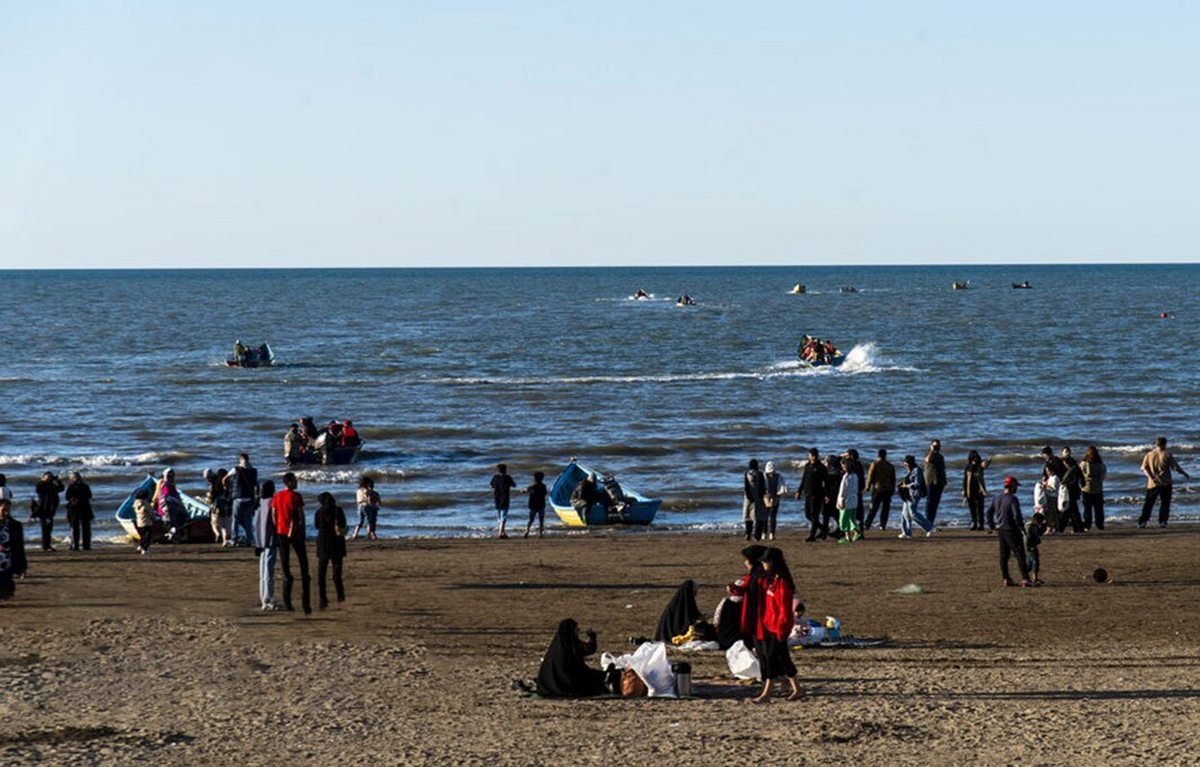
836;456;860;544
898;455;934;538
762;462;786;541
797;449;829;542
352;475;380;541
743;459;766;541
225;453;259;546
865;449;895;531
1139;437;1190;528
962;451;991;531
521;471;548;538
33;471;64;552
988;476;1033;587
1080;446;1107;530
64;471;94;551
254;479;278;609
923;440;947;525
749;548;803;704
313;492;347;610
490;464;517;539
271;472;312;615
0;498;29;599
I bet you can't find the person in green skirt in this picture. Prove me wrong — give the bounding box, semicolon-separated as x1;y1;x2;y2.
836;456;861;544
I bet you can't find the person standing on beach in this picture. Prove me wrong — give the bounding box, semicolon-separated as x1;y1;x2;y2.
0;474;12;504
762;462;785;541
1058;447;1084;533
225;453;259;546
749;548;802;704
797;449;828;542
822;456;843;539
865;449;895;531
1139;437;1190;528
155;469;188;543
352;475;380;541
132;489;154;555
962;451;991;531
743;459;766;541
64;472;94;551
313;492;347;610
1080;446;1107;530
0;499;29;598
271;472;311;615
844;449;866;535
204;469;232;546
987;476;1033;587
33;471;64;552
836;457;861;544
254;479;278;609
923;440;947;525
490;464;517;539
522;471;548;539
897;455;934;538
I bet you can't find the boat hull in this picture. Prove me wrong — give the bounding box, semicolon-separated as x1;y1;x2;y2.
114;474;215;544
549;461;661;527
286;445;362;466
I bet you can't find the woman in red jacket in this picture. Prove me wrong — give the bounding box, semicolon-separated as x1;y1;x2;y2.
750;547;802;703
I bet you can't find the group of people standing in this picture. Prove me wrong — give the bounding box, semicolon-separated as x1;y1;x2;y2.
742;437;1191;543
5;471;97;553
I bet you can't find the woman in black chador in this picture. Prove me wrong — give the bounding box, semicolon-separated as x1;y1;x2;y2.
534;619;607;698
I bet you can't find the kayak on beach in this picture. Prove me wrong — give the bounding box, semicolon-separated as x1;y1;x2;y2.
114;472;213;544
549;460;661;527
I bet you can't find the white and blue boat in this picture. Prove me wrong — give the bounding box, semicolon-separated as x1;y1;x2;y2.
114;472;213;543
549;460;661;527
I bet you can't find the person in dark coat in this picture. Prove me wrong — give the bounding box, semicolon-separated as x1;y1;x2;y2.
313;492;347;610
0;498;28;598
34;471;64;552
797;449;828;541
65;471;95;551
534;619;606;698
654;580;703;643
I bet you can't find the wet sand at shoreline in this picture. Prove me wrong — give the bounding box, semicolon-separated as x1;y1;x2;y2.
2;526;1199;765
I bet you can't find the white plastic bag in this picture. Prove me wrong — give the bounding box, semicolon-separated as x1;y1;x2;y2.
726;639;760;680
602;642;677;697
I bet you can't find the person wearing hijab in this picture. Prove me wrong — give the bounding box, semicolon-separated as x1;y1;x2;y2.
534;619;607;698
742;459;766;541
725;545;768;648
762;462;786;541
0;498;29;598
154;469;187;543
750;548;802;703
654;580;703;643
715;545;766;650
34;471;64;552
314;491;348;610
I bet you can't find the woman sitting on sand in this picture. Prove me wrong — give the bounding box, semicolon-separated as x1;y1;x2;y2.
654;580;708;644
750;548;802;704
531;619;607;698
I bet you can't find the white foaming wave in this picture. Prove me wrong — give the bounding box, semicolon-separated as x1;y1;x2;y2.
1100;443;1197;454
837;342;920;374
289;469;366;484
0;451;190;468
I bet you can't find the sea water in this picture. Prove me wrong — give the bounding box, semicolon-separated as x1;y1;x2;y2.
1;264;1196;539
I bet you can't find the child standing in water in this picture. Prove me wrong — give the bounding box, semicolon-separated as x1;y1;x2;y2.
522;471;548;538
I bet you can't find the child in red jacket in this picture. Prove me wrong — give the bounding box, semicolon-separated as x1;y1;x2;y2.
750;548;802;703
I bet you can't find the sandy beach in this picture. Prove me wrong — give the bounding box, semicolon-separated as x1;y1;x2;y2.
2;526;1199;765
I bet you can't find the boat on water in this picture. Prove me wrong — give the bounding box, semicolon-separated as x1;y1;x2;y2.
286;442;362;466
952;281;970;290
839;286;859;294
549;460;661;527
1012;281;1033;289
227;343;275;368
797;336;844;367
675;294;696;307
114;473;214;544
790;283;806;294
631;289;652;301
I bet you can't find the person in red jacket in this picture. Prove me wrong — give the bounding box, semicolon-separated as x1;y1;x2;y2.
750;547;802;703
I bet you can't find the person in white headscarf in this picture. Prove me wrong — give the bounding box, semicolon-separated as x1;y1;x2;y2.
762;462;787;541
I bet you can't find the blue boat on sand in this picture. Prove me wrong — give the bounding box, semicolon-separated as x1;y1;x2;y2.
114;472;214;544
549;460;661;527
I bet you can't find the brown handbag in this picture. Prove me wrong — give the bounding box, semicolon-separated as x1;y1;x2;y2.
620;668;648;697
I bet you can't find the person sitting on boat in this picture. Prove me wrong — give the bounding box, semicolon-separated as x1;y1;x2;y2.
234;340;246;364
824;341;837;360
570;473;605;514
256;343;269;362
677;294;694;306
284;423;304;464
601;474;630;515
300;417;319;443
341;420;360;447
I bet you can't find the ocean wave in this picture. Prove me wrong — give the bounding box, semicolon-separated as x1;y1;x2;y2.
0;451;192;468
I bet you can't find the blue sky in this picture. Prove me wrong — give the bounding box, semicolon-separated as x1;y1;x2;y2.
1;1;1197;268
